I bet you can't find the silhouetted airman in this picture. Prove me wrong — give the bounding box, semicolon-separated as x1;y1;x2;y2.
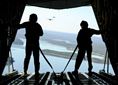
18;13;43;75
73;20;101;76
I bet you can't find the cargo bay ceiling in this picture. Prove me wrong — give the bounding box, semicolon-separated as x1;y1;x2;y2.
0;0;90;23
0;0;117;76
26;0;90;9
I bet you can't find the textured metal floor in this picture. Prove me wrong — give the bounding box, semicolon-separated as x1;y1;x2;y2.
0;71;117;85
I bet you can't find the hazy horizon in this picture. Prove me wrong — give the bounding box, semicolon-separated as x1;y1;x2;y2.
13;29;106;63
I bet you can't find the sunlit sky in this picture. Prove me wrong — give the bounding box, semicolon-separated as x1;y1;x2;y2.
20;6;99;34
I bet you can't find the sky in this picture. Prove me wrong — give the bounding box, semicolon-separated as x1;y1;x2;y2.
20;5;99;34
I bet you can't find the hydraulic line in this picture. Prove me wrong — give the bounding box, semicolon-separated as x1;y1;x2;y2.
102;49;108;73
62;45;78;73
9;49;15;71
39;47;57;78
